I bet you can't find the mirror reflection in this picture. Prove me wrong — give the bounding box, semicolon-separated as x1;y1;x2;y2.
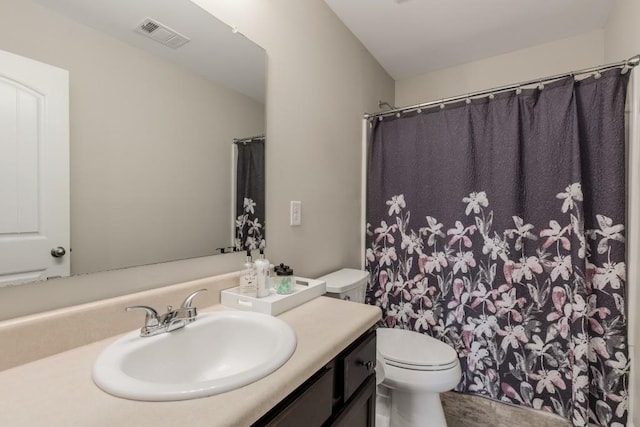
0;0;266;284
233;135;266;252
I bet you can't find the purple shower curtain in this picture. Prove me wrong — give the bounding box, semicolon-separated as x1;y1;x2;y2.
365;70;630;426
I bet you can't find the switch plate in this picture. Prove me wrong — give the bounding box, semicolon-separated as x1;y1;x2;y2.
290;201;301;226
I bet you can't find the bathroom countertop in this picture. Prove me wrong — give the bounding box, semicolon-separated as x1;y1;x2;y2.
0;297;381;427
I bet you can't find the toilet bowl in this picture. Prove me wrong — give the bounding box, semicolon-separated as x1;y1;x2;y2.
377;328;461;427
318;269;461;427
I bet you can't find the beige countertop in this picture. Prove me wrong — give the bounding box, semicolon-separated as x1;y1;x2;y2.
0;296;381;427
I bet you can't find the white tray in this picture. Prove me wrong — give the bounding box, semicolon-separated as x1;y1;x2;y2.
220;277;326;316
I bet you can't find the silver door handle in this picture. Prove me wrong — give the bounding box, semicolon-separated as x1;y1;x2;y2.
51;247;66;258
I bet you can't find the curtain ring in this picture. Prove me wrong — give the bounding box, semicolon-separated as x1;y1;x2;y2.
594;69;602;79
515;87;522;95
538;80;545;90
416;108;422;114
488;93;495;100
621;60;630;74
439;101;445;109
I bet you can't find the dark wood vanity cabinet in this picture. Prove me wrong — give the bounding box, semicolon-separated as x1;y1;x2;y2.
254;328;377;427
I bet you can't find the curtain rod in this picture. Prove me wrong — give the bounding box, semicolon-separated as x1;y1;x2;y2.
364;54;640;120
233;134;265;144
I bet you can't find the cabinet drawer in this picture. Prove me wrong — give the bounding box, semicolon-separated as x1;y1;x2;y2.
332;374;376;427
343;330;376;401
262;366;334;427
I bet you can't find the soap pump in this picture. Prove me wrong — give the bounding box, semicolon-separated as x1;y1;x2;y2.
239;250;257;297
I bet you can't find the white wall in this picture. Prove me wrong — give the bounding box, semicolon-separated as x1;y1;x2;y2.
181;0;395;277
604;0;640;62
395;30;604;106
0;0;394;320
604;1;640;425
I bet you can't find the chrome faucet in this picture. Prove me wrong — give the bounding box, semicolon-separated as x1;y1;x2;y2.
126;289;207;337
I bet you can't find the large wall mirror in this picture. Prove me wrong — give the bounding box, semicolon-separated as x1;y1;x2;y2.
0;0;266;284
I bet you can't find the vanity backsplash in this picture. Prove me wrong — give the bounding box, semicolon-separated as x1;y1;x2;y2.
0;272;240;371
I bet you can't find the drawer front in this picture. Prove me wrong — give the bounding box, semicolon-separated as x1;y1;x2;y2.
262;366;334;427
332;374;376;427
343;331;376;401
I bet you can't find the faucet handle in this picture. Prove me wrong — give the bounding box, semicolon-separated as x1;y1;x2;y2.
177;289;207;325
125;305;160;330
181;289;208;309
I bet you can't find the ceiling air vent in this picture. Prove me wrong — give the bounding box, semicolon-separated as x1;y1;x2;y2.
134;18;190;49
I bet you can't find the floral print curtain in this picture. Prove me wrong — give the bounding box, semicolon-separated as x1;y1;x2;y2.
235;138;265;250
365;70;630;426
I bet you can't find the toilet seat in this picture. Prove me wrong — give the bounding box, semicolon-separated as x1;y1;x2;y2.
383;358;459;371
377;328;459;371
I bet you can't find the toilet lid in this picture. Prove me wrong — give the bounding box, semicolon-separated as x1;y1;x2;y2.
377;328;458;369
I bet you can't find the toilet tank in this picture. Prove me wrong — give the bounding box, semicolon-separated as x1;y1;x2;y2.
317;268;369;303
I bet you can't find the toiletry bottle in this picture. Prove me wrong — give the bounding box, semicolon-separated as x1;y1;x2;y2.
254;249;270;298
239;250;257;297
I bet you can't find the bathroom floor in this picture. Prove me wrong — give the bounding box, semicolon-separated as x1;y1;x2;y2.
375;390;571;427
440;392;571;427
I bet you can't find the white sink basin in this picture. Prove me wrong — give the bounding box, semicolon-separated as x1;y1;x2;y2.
92;310;296;401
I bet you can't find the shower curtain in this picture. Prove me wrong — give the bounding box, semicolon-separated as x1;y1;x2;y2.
365;70;630;426
235;138;265;250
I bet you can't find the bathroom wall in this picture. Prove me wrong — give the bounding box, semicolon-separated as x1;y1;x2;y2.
190;0;395;278
0;0;265;275
395;29;605;106
603;1;640;425
0;0;394;320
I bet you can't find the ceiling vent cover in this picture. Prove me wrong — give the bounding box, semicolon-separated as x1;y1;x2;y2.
135;18;190;49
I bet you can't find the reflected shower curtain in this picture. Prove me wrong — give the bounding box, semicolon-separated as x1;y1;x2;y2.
365;70;630;426
235;138;265;250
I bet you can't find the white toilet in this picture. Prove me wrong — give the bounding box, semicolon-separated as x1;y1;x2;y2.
320;269;462;427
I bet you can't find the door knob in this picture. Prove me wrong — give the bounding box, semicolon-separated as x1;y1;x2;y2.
51;247;66;258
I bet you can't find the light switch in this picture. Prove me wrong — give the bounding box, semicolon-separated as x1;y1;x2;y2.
290;201;301;226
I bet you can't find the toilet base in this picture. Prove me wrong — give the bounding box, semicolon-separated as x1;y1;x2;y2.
388;388;447;427
376;413;390;427
376;385;391;427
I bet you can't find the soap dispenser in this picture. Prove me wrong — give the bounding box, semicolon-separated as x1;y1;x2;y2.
239;250;257;297
254;249;270;298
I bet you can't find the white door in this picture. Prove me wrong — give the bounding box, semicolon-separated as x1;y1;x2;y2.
0;49;69;285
